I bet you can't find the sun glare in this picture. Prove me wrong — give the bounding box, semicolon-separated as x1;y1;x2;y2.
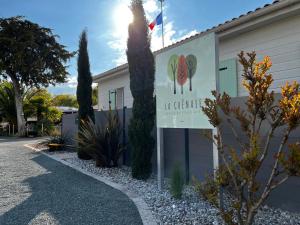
113;4;133;35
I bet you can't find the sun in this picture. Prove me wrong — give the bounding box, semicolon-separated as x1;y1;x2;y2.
113;3;133;35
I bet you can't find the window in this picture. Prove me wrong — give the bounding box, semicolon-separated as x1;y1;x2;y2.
109;89;116;110
109;87;124;110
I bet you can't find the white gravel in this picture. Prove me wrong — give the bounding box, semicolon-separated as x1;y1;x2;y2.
46;151;300;225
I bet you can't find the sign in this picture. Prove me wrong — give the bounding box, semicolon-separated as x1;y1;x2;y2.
156;32;217;129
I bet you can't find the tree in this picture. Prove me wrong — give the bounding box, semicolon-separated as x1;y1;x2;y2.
127;0;155;179
24;89;52;121
23;88;62;134
76;29;94;159
0;16;73;135
195;51;300;225
52;94;78;108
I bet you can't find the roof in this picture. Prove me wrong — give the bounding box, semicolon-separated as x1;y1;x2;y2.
93;0;299;82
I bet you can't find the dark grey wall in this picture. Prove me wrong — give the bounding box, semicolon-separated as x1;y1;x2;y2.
62;95;300;212
61;113;78;145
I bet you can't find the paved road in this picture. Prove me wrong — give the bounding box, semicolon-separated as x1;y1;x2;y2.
0;137;143;225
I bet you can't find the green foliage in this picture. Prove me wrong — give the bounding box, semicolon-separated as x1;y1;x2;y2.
127;0;155;180
170;163;184;199
76;29;94;160
0;16;74;87
52;94;78;108
0;16;74;135
77;112;124;167
23;88;62;135
76;29;94;123
105;111;124;167
92;86;98;106
0;82;17;125
194;175;219;207
197;52;300;225
279;143;300;176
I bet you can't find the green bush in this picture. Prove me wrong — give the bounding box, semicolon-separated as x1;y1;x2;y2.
170;163;184;199
77;111;124;167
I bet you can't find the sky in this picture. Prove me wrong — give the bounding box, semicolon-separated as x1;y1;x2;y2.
0;0;273;95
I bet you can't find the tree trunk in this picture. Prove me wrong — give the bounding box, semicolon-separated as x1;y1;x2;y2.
11;79;26;136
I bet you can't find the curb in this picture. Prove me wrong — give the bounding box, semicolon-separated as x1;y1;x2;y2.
24;144;158;225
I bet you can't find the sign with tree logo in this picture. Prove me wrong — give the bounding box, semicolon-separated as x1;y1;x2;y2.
156;32;217;128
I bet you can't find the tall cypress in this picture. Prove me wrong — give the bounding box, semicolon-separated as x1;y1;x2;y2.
76;30;95;159
127;0;155;179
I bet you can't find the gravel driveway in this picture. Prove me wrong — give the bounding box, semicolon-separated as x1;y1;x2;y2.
0;137;143;225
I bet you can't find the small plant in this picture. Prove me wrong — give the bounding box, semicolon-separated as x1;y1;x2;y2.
195;51;300;225
45;128;70;151
170;163;184;199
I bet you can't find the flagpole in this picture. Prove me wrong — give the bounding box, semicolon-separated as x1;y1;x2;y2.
159;0;164;48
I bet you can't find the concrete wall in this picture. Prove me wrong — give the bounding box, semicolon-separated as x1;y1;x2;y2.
96;13;300;110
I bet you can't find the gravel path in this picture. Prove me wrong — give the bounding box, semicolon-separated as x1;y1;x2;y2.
0;137;143;225
50;151;300;225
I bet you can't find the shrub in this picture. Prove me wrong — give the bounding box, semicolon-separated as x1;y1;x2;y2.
45;129;70;151
195;51;300;225
77;111;124;167
77;117;107;165
170;163;184;199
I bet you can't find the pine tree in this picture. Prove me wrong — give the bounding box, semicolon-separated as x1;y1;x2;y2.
76;30;95;159
127;0;155;179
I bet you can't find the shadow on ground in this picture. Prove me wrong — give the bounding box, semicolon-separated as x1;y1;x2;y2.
0;152;142;225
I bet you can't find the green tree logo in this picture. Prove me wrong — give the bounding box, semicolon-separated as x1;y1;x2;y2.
167;54;197;94
186;54;197;91
167;54;179;94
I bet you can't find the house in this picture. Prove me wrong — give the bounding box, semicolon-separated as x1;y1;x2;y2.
93;0;300;111
89;0;300;211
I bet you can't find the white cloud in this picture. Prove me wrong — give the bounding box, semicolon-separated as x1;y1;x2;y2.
108;0;198;66
66;76;77;88
144;0;159;15
64;75;98;88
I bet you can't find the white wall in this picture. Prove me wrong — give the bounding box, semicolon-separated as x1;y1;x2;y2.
98;14;300;109
98;72;131;110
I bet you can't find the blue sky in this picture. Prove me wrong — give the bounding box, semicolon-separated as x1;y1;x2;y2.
0;0;273;95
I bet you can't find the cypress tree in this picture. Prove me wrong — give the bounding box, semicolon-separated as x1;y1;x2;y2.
76;30;95;159
127;0;155;179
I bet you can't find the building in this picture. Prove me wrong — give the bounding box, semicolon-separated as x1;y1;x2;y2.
85;0;300;211
93;0;300;111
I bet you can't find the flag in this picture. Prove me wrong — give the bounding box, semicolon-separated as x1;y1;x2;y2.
148;12;162;30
